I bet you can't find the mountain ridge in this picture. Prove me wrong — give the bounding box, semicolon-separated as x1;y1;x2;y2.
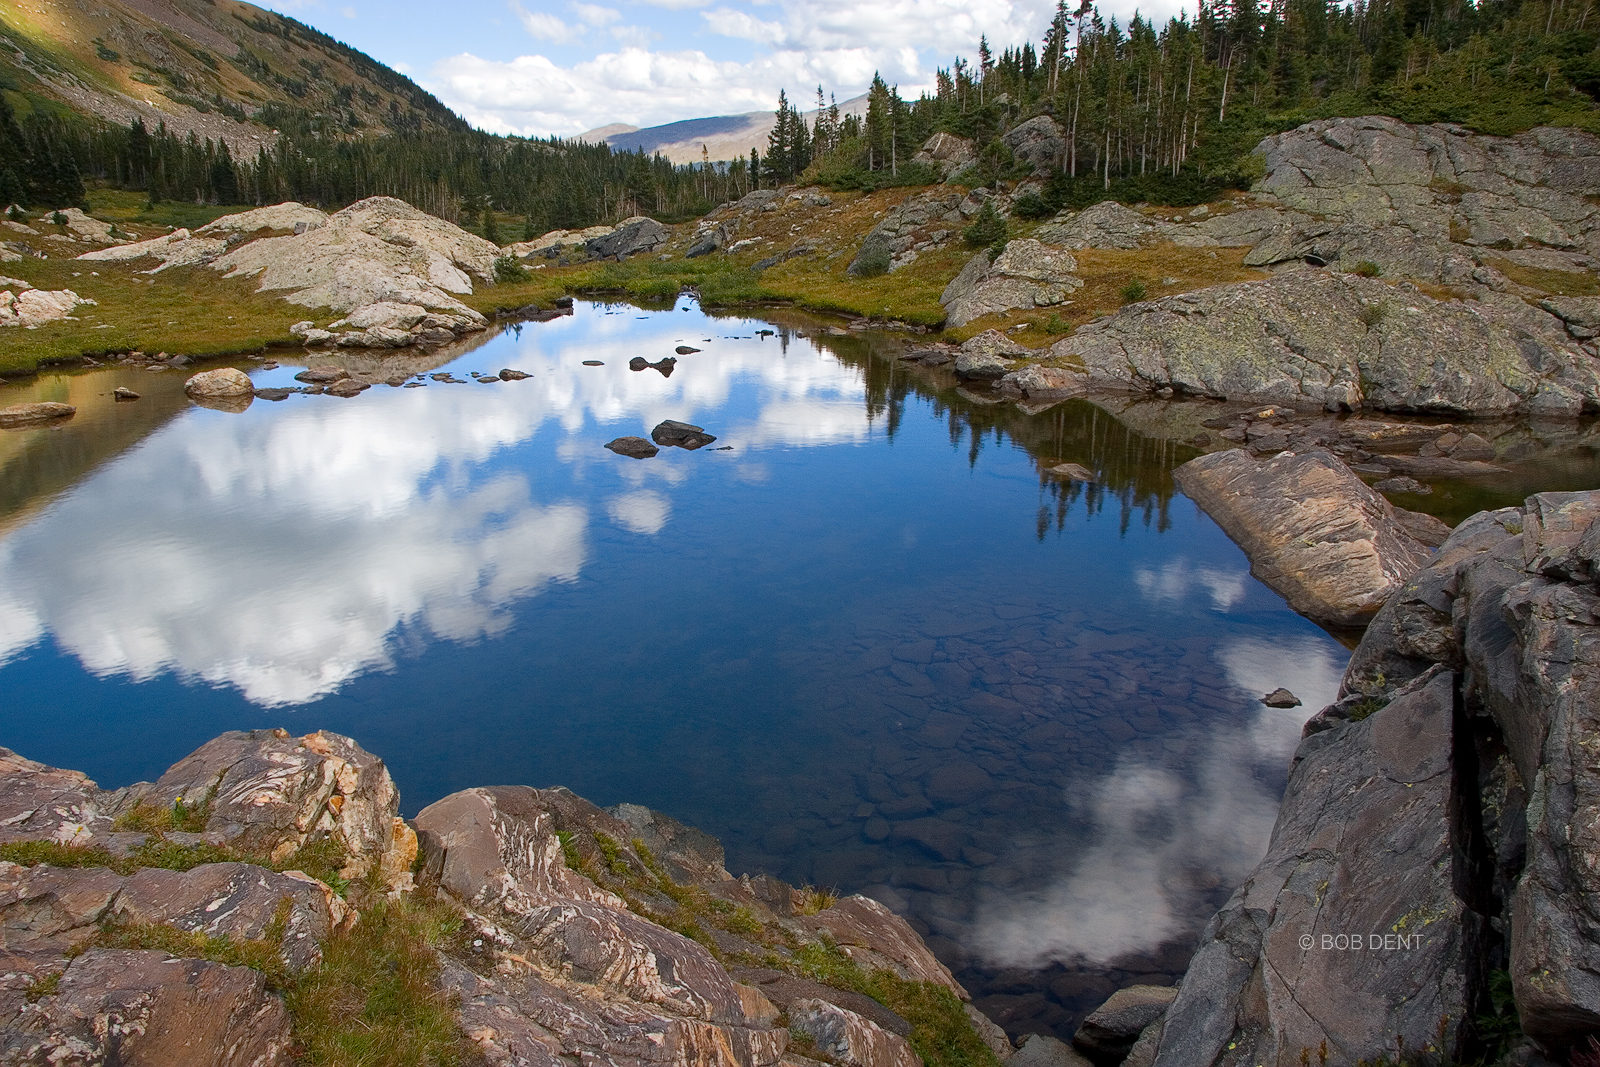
579;92;871;164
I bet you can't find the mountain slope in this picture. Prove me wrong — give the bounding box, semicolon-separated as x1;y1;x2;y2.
0;0;463;152
581;93;870;164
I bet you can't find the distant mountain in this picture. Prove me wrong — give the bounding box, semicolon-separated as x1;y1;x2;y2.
0;0;465;153
579;93;871;164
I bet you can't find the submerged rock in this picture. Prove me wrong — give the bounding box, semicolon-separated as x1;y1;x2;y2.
1174;448;1437;628
1073;985;1177;1066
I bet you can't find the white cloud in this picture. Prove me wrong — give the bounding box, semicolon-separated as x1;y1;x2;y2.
1133;558;1249;612
512;0;583;43
426;0;1084;135
573;2;622;24
340;5;356;17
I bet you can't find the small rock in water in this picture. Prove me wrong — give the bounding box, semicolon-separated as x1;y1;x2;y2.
1261;688;1302;708
112;387;140;401
326;378;370;398
1049;463;1096;481
651;420;717;450
582;360;604;366
403;382;425;388
478;376;499;384
675;345;700;354
254;387;294;402
295;366;351;384
628;357;649;370
605;436;659;459
1373;475;1432;495
185;368;253;400
498;368;531;381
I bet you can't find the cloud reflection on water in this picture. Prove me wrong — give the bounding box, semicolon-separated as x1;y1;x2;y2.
970;635;1343;969
0;311;868;705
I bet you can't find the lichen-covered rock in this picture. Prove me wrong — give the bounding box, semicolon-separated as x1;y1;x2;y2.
0;948;292;1066
1033;202;1158;250
1051;271;1600;415
1149;668;1484;1067
1173;448;1437;628
1001;116;1067;176
78;229;228;272
912;132;977;178
196;203;329;237
0;748;120;849
941;242;1083;328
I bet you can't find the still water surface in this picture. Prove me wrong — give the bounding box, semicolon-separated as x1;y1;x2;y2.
0;299;1350;1036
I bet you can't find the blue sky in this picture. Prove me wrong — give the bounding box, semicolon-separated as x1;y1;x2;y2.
264;0;1184;138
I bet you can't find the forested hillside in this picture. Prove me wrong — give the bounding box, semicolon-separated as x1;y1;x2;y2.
3;0;1598;235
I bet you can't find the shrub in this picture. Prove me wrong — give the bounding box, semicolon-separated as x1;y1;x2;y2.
1351;260;1383;277
1044;313;1071;335
493;255;530;284
1359;302;1389;327
962;201;1007;250
1011;192;1053;220
851;240;892;278
1120;279;1148;303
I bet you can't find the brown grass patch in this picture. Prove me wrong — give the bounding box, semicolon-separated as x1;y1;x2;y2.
1484;256;1600;297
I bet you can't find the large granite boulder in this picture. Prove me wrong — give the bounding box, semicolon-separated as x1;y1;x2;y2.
184;368;254;400
1002;116;1067;176
912;132;977;178
1050;270;1600;415
588;216;669;259
1150;668;1486;1067
849;189;967;275
1033;202;1158;250
0;948;292;1066
1173;448;1437;628
942;241;1084;328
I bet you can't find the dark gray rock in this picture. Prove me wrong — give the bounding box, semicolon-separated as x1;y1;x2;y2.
1260;688;1301;708
587;217;668;259
605;436;659;459
652;420;717;449
1002;116;1067;176
499;368;531;381
0;948;292;1066
1073;985;1176;1066
1150;668;1485;1067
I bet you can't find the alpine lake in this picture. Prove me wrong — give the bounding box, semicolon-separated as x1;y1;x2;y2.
3;297;1596;1039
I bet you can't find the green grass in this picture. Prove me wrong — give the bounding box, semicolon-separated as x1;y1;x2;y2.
0;256;321;375
0;832;352;888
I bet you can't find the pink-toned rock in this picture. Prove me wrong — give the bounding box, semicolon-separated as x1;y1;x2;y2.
788;998;922;1067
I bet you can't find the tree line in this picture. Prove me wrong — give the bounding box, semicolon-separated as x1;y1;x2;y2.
2;0;1597;233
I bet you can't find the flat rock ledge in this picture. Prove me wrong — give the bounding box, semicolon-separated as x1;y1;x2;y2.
1173;447;1438;629
0;728;995;1067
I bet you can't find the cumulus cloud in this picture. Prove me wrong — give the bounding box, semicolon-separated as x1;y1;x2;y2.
424;0;1125;135
1133;557;1249;611
971;635;1346;967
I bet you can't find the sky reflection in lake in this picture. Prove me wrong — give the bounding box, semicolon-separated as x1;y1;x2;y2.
0;298;1349;1038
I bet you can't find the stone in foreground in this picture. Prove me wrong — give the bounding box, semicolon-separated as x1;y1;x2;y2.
1150;669;1483;1067
1073;985;1177;1066
1174;448;1436;628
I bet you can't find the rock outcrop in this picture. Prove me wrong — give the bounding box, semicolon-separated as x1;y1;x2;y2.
1148;488;1600;1064
1001;117;1067;176
941;241;1083;328
850;190;972;276
912;133;978;179
0;402;75;428
587;216;669;259
0;731;999;1067
0;287;94;328
80;197;495;349
1173;448;1438;628
1046;271;1600;415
